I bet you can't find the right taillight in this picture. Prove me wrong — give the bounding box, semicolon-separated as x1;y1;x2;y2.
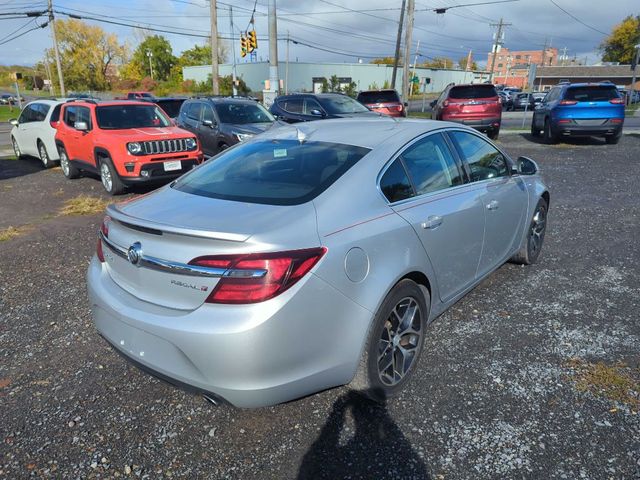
96;216;110;263
559;100;577;105
609;98;624;104
189;247;327;304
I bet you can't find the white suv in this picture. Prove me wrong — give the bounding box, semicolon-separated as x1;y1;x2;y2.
10;99;65;168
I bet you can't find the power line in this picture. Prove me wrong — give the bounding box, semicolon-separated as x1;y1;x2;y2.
549;0;608;36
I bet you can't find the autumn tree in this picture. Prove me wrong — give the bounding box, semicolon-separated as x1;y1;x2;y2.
370;57;397;65
600;15;640;64
458;56;478;70
421;57;455;69
44;19;127;91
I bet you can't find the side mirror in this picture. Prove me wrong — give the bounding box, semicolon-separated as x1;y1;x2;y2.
9;118;18;126
202;119;216;128
74;121;88;131
404;102;409;107
310;109;324;117
514;156;539;175
429;100;437;108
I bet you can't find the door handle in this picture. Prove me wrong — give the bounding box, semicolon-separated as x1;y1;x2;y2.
421;215;443;229
486;200;499;211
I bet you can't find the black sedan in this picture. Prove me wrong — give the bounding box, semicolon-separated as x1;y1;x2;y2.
270;93;380;123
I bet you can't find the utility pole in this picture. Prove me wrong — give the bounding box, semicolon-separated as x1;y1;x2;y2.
229;6;237;96
401;0;415;102
464;49;472;82
561;46;568;66
210;0;219;95
285;31;290;94
538;37;548;91
629;44;640;106
391;0;407;90
488;18;510;83
265;0;279;106
48;0;65;97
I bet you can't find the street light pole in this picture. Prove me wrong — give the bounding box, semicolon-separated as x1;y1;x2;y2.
146;49;154;80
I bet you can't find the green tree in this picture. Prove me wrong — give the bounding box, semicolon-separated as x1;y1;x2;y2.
179;42;229;67
600;15;640;64
44;19;127;91
458;56;478;70
328;75;341;92
342;81;358;98
130;35;177;82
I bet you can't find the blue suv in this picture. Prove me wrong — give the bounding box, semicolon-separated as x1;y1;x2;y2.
531;82;624;144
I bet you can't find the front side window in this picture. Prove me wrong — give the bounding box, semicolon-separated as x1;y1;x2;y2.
202;105;215;123
18;105;36;123
401;134;463;195
303;99;323;115
95;105;170;129
449;131;508;182
380;159;414;203
173;140;370;205
281;98;303;114
76;106;91;128
214;102;274;124
187;102;202;120
64;106;78;127
318;96;369;114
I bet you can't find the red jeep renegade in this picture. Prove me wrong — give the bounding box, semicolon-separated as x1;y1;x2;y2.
55;99;203;195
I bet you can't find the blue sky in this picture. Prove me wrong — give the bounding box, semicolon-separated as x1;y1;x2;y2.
0;0;636;67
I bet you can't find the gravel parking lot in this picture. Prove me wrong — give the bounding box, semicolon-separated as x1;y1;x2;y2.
1;133;639;479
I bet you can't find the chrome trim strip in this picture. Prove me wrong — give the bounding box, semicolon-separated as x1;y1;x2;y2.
99;232;266;279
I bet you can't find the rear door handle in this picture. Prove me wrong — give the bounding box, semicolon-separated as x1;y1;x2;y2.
421;215;443;229
486;200;499;211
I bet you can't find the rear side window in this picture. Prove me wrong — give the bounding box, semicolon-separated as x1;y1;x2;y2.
449;131;508;181
357;91;400;104
449;85;497;99
173;140;371;205
380;159;414;203
564;86;619;102
50;104;62;122
401;134;463;195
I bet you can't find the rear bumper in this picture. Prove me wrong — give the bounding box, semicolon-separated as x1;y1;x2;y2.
86;257;372;408
552;119;623;137
443;116;501;130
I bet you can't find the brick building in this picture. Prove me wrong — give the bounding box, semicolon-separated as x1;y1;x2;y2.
487;47;559;87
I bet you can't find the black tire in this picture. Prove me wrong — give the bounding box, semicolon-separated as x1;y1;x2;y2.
351;279;429;402
487;129;499;140
530;118;540;137
543;118;557;144
605;134;621;145
58;145;79;179
510;197;548;265
11;136;22;159
37;140;54;168
99;156;126;195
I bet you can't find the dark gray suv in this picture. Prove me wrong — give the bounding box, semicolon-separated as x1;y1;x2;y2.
177;97;275;157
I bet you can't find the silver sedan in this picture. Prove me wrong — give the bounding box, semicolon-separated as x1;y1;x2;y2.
87;117;549;408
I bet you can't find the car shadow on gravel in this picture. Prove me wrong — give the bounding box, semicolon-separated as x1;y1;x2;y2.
0;156;45;180
297;390;430;480
518;133;608;146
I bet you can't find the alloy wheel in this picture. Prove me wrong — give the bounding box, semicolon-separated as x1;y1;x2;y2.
60;151;69;176
100;162;113;192
377;297;423;386
12;138;20;158
39;144;49;167
529;204;547;256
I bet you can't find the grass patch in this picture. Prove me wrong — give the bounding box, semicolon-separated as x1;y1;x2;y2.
408;111;433;119
567;359;639;409
0;105;19;123
59;195;110;216
0;225;31;242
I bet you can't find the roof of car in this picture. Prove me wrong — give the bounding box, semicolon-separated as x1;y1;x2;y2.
188;96;257;104
259;117;471;150
25;98;67;106
62;99;153;107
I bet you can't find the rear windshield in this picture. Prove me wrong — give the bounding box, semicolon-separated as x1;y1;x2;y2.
564;86;620;102
357;91;400;104
156;99;185;118
96;105;171;129
173;140;370;205
318;96;370;114
449;85;497;99
214;102;274;124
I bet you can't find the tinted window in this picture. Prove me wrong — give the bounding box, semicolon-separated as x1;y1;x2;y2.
357;91;400;104
303;98;323;115
280;98;303;113
402;134;463;195
32;103;50;121
449;131;508;181
95;105;170;129
18;105;36;123
202;104;215;123
545;88;560;102
64;106;78;126
214;102;274;124
564;86;619;102
76;106;91;128
156;99;185;118
448;85;497;99
50;104;62;122
318;96;369;114
173;140;370;206
380;159;414;203
187;102;202;120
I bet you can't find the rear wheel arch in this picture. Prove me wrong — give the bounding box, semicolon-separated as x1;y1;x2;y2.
400;271;432;307
541;190;550;208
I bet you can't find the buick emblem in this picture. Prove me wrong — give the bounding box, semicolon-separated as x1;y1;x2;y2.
127;242;142;266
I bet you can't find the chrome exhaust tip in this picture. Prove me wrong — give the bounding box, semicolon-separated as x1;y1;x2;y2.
203;394;219;406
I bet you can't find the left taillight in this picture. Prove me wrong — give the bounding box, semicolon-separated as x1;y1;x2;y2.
96;215;110;263
609;98;625;104
189;247;327;304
